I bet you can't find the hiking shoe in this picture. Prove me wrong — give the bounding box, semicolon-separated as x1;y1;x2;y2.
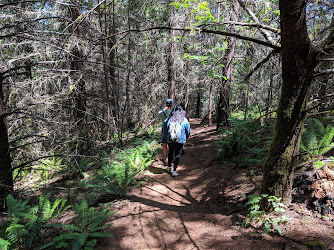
166;166;171;173
172;171;179;177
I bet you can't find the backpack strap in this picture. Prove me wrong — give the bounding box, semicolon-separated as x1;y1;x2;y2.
162;108;168;118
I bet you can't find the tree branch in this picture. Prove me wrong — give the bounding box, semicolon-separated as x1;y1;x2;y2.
237;0;278;46
1;16;67;30
244;50;276;81
101;26;281;51
313;69;334;77
199;21;279;33
0;0;38;8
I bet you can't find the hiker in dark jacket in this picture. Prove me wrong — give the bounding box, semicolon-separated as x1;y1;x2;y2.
162;104;190;176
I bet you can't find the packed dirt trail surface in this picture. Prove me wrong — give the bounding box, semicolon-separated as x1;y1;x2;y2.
97;118;334;250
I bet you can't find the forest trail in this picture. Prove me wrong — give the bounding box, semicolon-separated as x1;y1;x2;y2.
97;118;334;250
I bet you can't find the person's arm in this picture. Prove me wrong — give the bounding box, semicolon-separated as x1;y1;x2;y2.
162;119;168;142
185;121;190;139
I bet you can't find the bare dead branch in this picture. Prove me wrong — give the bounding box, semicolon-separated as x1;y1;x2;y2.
200;21;279;33
237;0;278;46
244;50;276;81
101;26;281;51
0;0;38;8
1;16;68;30
313;69;334;77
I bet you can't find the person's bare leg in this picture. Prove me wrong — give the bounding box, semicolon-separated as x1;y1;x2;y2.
162;143;168;164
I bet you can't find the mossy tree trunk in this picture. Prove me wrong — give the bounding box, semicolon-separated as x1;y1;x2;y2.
216;0;239;130
260;0;318;204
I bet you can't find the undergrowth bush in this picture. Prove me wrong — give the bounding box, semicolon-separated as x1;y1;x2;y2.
243;194;290;235
300;118;334;166
42;199;114;250
0;194;69;249
0;195;114;250
85;139;157;197
215;117;272;165
12;156;65;183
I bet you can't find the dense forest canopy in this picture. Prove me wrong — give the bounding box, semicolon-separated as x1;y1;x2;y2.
0;0;333;206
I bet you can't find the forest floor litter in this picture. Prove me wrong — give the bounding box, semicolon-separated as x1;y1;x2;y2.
94;118;334;250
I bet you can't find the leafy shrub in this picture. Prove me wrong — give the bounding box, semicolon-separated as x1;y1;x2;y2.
0;194;69;249
243;194;290;235
12;156;65;182
86;140;156;197
42;199;114;250
86;162;142;196
300;118;334;158
215;117;271;165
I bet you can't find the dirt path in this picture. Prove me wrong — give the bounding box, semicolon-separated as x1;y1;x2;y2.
97;119;334;250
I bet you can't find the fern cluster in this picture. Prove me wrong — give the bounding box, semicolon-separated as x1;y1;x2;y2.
0;194;69;249
300;118;334;159
42;199;114;250
0;195;114;250
85;139;157;197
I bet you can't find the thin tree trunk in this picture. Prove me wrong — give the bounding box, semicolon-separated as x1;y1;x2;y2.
261;0;318;204
265;75;274;119
167;2;175;100
196;88;201;118
98;1;111;140
208;84;213;126
108;0;118;135
0;80;13;207
244;83;250;119
69;1;87;154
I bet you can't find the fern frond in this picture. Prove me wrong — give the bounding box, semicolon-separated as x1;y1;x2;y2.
0;238;11;250
6;195;31;218
300;118;334;157
318;124;334;155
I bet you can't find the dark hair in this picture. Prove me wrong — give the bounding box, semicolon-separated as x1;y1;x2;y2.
166;99;173;107
171;104;184;114
180;102;188;112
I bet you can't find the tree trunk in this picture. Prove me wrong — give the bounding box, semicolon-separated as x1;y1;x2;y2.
244;83;250;120
69;1;87;155
196;88;201;118
216;0;239;130
167;2;175;100
261;0;318;204
265;75;273;119
208;84;213;126
0;81;13;207
109;1;118;130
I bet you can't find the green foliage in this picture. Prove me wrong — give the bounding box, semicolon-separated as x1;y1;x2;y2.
13;156;65;182
300;118;334;158
135;125;159;140
1;194;69;249
33;157;65;182
86;140;156;196
86;162;141;196
42;199;114;250
215;117;271;165
171;0;215;24
243;194;290;235
0;238;11;249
